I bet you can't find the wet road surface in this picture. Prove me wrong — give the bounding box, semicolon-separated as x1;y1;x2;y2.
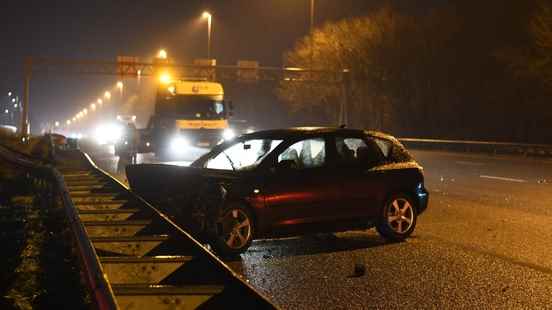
84;143;552;309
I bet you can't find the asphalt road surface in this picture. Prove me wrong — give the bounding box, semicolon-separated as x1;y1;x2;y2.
84;142;552;309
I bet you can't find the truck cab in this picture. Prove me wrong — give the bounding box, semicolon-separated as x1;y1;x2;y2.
148;80;234;157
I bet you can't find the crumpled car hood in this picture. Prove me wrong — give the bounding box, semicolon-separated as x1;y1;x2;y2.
126;164;238;199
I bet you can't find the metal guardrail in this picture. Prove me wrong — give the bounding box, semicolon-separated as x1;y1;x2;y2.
398;137;552;157
0;144;276;309
0;143;118;309
76;152;277;309
52;168;119;309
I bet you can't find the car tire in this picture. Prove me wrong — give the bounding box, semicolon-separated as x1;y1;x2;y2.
212;203;255;257
376;193;417;241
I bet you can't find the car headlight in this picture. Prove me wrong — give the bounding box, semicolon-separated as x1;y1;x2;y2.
222;128;235;140
170;136;189;154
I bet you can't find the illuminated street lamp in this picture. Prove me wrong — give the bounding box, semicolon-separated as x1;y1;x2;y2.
157;49;168;59
8;91;12;97
202;11;213;59
72;117;76;122
97;98;103;105
90;103;97;110
54;121;60;127
4;109;8;114
83;109;88;115
159;72;172;84
104;91;111;100
66;120;71;125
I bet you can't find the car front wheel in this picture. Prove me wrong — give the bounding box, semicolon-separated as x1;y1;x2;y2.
376;194;417;241
213;204;254;256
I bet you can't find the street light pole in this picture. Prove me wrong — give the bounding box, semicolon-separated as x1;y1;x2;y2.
208;15;212;59
308;0;315;123
117;81;124;99
309;0;315;67
202;12;213;59
310;0;315;33
21;57;32;136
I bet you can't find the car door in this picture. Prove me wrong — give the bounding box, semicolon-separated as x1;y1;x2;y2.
330;135;387;220
262;136;340;230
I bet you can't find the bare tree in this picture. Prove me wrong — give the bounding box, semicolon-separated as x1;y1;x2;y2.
529;0;552;83
277;6;460;136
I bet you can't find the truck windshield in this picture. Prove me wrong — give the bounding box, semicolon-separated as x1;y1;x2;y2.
156;95;225;119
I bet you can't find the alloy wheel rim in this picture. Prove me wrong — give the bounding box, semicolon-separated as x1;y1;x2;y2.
386;198;414;234
223;209;252;249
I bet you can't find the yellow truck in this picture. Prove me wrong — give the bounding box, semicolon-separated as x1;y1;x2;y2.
146;80;235;157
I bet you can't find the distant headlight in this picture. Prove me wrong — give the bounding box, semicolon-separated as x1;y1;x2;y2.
170;136;189;154
70;133;83;140
222;128;235;140
95;123;123;145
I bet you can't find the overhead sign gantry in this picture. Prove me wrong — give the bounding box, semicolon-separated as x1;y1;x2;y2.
20;56;350;135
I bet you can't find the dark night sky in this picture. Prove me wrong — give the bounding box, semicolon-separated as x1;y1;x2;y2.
0;0;510;132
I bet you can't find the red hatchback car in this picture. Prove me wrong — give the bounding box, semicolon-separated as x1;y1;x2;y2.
127;127;429;256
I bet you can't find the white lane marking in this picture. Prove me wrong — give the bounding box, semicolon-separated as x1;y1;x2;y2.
480;175;527;183
456;161;485;166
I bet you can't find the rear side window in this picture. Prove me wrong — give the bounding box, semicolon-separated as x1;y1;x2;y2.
374;138;392;158
373;137;412;163
335;137;384;167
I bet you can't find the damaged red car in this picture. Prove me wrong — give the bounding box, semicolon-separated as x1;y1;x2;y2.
127;127;429;256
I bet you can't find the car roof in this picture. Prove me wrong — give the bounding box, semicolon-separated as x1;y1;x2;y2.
242;127;398;142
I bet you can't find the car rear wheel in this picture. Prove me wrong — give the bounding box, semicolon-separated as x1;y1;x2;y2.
213;204;254;256
376;194;417;241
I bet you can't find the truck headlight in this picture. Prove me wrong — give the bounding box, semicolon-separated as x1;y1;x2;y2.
170;136;189;154
222;128;235;140
95;123;123;145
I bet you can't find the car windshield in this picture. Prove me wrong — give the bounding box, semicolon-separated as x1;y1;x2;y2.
204;138;283;171
155;95;225;119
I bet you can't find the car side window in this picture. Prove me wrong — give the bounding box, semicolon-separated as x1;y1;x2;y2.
335;136;384;167
277;138;326;169
373;138;392;158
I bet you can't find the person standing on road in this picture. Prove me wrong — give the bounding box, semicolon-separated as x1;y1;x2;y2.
125;122;139;164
